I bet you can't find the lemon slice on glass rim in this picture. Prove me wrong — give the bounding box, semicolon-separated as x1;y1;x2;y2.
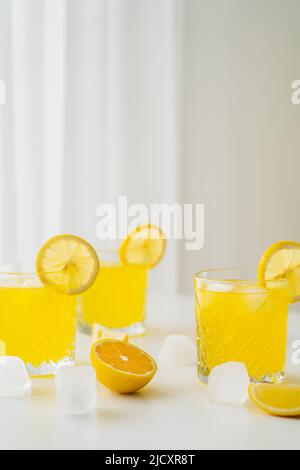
119;224;166;268
36;235;100;295
258;241;300;303
249;383;300;417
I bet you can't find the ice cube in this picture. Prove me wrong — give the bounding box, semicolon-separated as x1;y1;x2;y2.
236;286;267;312
21;279;42;288
0;356;31;398
208;362;249;406
158;335;196;366
22;280;35;288
207;282;233;293
56;365;97;415
237;286;265;294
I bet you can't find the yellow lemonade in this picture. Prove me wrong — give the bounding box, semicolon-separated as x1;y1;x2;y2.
195;270;289;383
0;276;76;375
78;225;165;335
79;263;148;333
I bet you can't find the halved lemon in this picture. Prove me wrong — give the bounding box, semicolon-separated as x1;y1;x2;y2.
258;241;300;303
119;224;166;268
91;339;157;394
249;383;300;417
36;235;100;295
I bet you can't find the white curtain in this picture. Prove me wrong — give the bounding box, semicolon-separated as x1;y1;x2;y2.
0;0;185;293
1;0;300;294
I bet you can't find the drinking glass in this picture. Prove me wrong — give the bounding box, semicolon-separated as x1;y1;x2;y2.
194;269;289;383
0;264;77;376
78;250;148;335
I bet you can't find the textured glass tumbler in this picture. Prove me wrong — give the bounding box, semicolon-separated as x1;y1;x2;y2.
194;269;289;384
78;250;148;336
0;265;76;376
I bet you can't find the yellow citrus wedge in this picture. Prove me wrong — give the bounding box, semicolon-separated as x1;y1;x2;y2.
119;224;166;268
249;383;300;417
91;339;157;394
258;241;300;303
36;235;100;295
91;324;129;344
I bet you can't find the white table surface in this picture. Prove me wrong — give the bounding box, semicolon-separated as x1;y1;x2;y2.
1;294;300;451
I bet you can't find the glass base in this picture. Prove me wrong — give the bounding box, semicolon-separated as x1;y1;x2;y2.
26;356;75;377
198;369;286;385
252;370;286;384
78;319;146;337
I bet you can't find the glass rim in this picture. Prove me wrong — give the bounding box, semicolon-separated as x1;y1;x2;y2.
96;249;149;270
195;268;288;287
0;252;148;275
0;263;45;277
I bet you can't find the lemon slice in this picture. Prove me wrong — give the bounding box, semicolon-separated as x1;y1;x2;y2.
91;339;157;394
258;241;300;303
36;235;100;295
249;383;300;417
119;224;166;268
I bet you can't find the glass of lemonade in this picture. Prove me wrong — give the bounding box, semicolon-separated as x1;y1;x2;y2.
0;264;77;376
78;251;148;335
194;269;289;384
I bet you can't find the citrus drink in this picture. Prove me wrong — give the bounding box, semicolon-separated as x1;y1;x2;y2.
0;273;76;375
195;269;289;383
79;226;165;335
79;261;148;333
